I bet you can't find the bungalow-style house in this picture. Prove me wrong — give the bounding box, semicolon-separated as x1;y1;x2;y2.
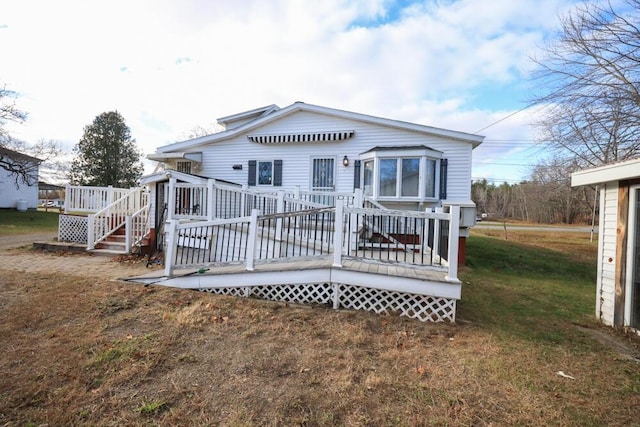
145;102;482;259
0;147;41;210
59;102;484;322
571;158;640;333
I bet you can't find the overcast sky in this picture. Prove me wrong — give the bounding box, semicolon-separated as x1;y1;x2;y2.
2;0;582;183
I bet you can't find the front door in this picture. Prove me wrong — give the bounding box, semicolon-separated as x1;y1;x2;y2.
627;186;640;329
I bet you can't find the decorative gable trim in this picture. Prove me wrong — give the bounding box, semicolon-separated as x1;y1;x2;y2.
247;130;355;144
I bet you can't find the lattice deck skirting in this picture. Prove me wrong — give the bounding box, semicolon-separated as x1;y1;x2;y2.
58;214;88;243
200;282;456;322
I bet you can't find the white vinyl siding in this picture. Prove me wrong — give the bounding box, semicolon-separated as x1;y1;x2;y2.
193;110;475;205
598;183;618;325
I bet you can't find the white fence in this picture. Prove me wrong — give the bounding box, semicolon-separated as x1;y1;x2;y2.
163;201;460;282
64;184;131;214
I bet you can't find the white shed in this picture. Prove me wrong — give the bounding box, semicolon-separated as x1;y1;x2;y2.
571;158;640;332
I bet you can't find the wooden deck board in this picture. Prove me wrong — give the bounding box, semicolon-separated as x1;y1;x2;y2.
132;256;449;284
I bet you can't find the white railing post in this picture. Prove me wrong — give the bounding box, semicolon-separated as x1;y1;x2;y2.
64;183;70;214
354;188;363;208
164;220;178;277
333;200;344;267
87;214;95;250
125;215;132;253
446;205;460;282
246;209;259;271
207;179;215;220
433;207;442;261
106;185;113;209
294;185;301;200
167;178;176;221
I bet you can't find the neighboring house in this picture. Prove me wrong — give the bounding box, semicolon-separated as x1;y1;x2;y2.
0;147;41;210
145;102;483;259
571;158;640;333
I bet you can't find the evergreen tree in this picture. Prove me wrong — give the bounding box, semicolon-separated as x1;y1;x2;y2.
70;111;143;187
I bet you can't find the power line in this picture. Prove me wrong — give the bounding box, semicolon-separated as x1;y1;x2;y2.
474;101;540;133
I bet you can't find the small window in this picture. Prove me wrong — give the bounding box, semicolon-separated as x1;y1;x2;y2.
176;161;192;174
363;160;374;196
258;161;273;185
426;159;436;198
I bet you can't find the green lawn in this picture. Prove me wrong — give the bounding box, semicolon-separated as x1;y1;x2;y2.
459;234;597;343
0;208;59;235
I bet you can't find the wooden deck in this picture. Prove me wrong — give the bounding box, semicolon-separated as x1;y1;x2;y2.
127;256;458;299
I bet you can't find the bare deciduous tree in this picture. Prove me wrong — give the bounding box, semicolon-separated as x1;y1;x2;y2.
532;0;640;166
0;85;60;186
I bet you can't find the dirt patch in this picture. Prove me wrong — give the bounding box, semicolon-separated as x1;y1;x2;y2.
577;325;640;363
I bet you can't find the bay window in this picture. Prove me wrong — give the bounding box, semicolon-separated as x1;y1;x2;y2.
359;146;444;201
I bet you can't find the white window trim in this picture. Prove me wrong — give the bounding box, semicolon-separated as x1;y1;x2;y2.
360;148;442;202
625;184;640;328
257;160;274;186
310;156;337;191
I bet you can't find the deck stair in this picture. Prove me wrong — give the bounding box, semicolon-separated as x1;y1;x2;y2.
91;225;151;255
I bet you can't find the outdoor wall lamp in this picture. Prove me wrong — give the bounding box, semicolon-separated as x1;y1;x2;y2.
343;155;349;167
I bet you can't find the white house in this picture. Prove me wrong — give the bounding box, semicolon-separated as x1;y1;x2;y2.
0;147;41;210
145;102;483;261
59;102;485;322
571;158;640;333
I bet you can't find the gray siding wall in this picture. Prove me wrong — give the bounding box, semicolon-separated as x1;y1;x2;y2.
198;111;474;204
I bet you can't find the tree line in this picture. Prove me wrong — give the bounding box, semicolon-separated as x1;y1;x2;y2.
472;160;596;225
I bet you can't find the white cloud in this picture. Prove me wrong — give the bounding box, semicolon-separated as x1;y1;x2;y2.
1;0;578;181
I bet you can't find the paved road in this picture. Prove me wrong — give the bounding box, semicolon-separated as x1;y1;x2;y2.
474;222;596;233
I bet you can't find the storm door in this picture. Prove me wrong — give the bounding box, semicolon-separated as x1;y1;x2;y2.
627;186;640;329
312;158;335;191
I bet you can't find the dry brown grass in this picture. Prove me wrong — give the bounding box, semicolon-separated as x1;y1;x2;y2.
0;236;639;425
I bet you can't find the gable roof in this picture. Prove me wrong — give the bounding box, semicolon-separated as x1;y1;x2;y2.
0;146;42;164
571;157;640;187
154;102;484;154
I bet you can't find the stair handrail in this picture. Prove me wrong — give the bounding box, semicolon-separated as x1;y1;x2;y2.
125;203;151;253
87;187;149;250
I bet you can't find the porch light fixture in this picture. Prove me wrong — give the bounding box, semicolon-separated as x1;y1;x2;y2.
342;155;349;167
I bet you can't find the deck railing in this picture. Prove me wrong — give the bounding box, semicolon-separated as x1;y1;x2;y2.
164;201;460;282
125;204;151;253
167;179;352;221
64;184;131;214
87;187;150;250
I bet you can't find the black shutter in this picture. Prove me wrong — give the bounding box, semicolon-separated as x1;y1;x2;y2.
439;158;448;199
353;160;361;189
248;160;256;186
273;159;283;186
